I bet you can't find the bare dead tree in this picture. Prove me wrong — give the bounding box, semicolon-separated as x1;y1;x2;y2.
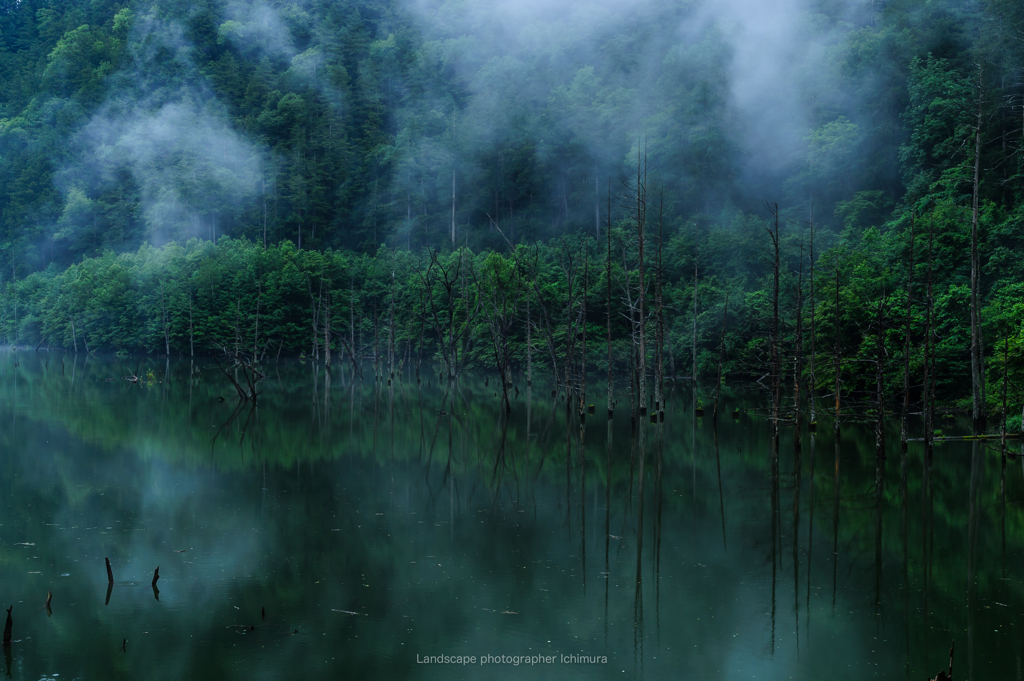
473;251;526;412
873;293;889;460
834;267;842;437
901;217;915;449
713;292;729;424
607;183;614;418
636;149;649;416
809;205;816;426
418;248;480;380
794;244;804;445
764;201;782;444
970;61;987;435
655;191;665;420
923;221;935;458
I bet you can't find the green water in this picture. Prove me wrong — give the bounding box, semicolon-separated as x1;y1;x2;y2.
0;350;1021;680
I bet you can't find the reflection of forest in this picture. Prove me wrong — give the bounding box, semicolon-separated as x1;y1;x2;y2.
0;351;1022;679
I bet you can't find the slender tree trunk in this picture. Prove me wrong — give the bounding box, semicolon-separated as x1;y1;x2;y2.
637;151;647;416
254;283;262;359
901;219;915;448
656;194;664;419
581;254;588;414
162;293;170;356
451;168;456;247
1001;330;1008;452
834;268;841;437
794;252;803;444
766;203;781;440
607;184;613;417
693;220;699;398
874;294;886;460
923;222;935;459
713;293;729;424
350;279;356;371
189;289;194;357
970;63;986;435
389;272;396;379
325;291;332;366
235;298;242;356
417;291;425;379
526;282;533;386
809;207;816;425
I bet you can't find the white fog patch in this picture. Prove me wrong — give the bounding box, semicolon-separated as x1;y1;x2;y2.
405;0;859;180
218;0;298;61
59;9;266;246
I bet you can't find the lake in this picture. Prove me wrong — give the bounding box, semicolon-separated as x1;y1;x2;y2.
0;349;1021;680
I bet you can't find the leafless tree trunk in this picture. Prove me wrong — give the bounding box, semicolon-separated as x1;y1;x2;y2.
794;249;803;445
1001;329;1008;452
969;63;987;435
161;289;170;356
809;206;816;425
581;253;589;415
692;220;699;401
923;221;935;459
526;278;533;386
765;202;781;441
189;288;194;357
874;294;886;460
389;271;396;379
324;289;332;366
655;193;664;419
713;293;729;424
834;268;841;437
636;150;648;416
901;219;914;448
607;184;613;417
254;283;262;359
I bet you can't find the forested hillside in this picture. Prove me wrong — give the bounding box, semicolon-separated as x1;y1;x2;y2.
1;0;1023;430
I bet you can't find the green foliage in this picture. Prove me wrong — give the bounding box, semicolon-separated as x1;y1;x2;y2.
1;0;1023;426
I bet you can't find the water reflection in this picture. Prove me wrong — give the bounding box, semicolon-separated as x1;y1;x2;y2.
0;350;1022;680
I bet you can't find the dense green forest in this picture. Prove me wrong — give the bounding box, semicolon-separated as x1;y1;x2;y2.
1;0;1023;430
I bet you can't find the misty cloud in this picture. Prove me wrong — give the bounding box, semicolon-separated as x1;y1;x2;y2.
218;0;298;61
406;0;858;183
59;10;266;246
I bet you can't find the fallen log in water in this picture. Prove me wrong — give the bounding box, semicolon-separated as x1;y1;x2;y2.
908;434;1020;442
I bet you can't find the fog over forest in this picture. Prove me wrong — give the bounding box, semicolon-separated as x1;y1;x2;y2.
1;0;1023;427
3;0;982;253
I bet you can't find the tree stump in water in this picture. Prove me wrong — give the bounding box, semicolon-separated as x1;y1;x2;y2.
929;642;953;681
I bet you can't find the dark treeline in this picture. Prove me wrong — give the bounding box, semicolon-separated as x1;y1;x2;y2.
1;0;1023;431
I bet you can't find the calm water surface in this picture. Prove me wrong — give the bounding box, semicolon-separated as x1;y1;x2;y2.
0;350;1022;680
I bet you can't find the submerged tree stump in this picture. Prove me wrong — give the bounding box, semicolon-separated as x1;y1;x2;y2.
929;642;953;681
